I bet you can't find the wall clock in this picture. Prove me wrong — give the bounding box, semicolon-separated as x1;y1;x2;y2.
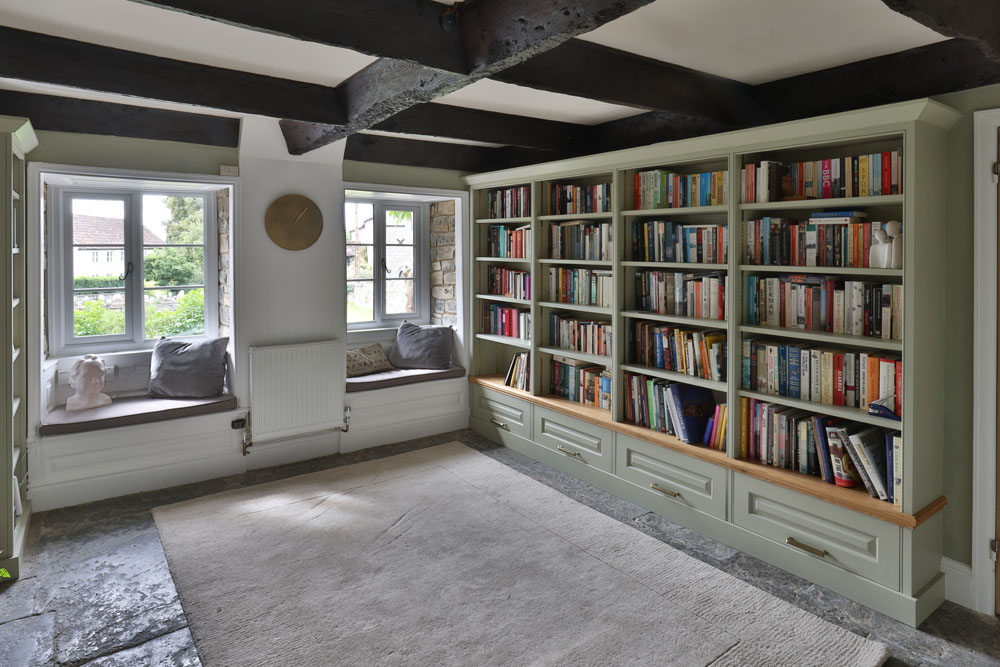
265;194;323;250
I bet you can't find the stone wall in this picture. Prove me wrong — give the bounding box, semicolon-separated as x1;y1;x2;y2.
429;200;456;327
217;188;232;338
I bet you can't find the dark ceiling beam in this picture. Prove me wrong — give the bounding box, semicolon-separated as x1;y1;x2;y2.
593;111;736;152
757;39;1000;122
345;133;576;173
881;0;1000;62
495;40;764;125
280;0;656;154
371;103;594;151
0;26;344;125
128;0;468;73
0;90;240;147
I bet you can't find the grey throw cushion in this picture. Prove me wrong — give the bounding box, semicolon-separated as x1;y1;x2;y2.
345;344;394;377
389;322;453;370
148;337;229;399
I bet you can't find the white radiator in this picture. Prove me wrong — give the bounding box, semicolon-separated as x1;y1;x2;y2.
249;340;346;443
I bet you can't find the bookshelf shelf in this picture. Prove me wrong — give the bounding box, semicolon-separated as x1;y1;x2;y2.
475;294;531;305
537;301;612;316
539;211;613;222
475;216;531;224
475;333;531;349
739;264;903;277
622;261;727;270
619;364;726;392
738;325;903;351
536;347;611;365
739;194;904;212
620;310;725;328
3;118;35;582
538;258;612;266
738;389;900;428
468;99;957;625
475;256;530;264
622;205;727;217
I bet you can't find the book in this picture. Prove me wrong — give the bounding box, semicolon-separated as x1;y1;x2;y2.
669;383;717;444
850;427;889;500
825;425;861;488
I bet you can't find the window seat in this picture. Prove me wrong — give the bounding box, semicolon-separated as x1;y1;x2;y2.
346;365;465;393
39;394;238;436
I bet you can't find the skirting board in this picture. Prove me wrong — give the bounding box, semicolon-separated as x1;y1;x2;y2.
340;411;469;453
941;557;975;610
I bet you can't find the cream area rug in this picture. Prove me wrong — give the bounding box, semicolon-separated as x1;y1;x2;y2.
153;442;889;666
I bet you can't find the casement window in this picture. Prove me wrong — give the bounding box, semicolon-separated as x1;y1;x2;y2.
48;181;219;356
345;199;429;329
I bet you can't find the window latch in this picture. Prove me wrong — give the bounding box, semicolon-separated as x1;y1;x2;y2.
382;258;389;275
119;261;133;281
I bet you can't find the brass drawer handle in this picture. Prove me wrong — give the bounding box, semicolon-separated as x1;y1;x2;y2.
650;483;680;498
489;418;509;430
557;445;581;458
785;536;828;558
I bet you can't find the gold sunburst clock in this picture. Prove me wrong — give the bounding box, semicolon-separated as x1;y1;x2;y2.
265;194;323;250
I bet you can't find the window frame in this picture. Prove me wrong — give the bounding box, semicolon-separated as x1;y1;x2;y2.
48;183;219;357
345;198;430;331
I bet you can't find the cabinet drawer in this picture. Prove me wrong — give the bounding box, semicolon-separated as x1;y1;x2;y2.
533;406;613;472
616;434;727;519
733;473;900;589
471;386;532;439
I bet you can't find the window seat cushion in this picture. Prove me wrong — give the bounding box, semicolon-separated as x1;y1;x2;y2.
39;394;237;436
345;365;465;393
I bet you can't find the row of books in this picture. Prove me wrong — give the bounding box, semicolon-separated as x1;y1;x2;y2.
548;313;612;357
632;168;728;210
743;214;899;269
503;352;530;391
634;271;726;321
482;305;531;340
487;185;530;219
742;399;901;504
487;266;530;301
743;149;902;203
746;274;902;341
550;356;612;409
546;267;613;308
546;182;612;215
548;220;613;260
742;339;902;417
630;221;728;264
485;224;532;259
628;321;727;382
623;373;722;446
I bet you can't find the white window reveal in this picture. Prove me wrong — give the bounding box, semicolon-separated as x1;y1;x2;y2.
48;178;220;356
345;199;429;329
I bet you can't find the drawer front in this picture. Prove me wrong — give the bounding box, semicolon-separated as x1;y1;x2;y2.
733;473;900;589
533;406;613;472
471;386;532;440
616;434;727;519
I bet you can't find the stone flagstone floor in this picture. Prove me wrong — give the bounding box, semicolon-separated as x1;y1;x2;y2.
1;429;998;666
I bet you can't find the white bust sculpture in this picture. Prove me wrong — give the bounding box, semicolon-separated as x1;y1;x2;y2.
868;221;903;270
66;354;112;411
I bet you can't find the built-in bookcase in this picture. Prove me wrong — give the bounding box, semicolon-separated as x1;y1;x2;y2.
468;100;959;626
1;117;36;581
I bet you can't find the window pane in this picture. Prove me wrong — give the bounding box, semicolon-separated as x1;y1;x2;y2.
347;281;374;323
72;198;124;245
345;202;374;244
143;195;204;245
385;279;415;315
143;247;204;287
144;288;206;338
385;246;414;278
385;209;413;245
73;247;125;288
346;245;374;279
73;291;126;337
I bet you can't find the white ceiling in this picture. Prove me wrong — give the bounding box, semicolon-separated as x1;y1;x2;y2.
435;79;645;125
580;0;947;85
0;0;951;144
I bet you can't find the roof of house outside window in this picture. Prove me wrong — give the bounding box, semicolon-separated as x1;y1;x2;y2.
72;215;164;246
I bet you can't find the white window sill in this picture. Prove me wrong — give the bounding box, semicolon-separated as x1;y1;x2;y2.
346;327;399;346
